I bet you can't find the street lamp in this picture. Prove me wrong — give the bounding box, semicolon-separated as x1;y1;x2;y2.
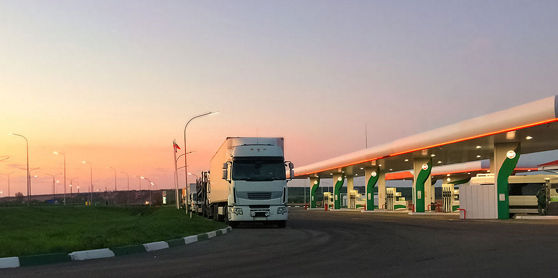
141;176;155;206
109;167;117;192
53;151;67;205
9;133;30;205
183;112;218;214
2;172;13;197
70;177;79;199
121;171;130;205
82;160;93;205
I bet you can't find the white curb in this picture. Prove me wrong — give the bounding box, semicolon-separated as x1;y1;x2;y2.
0;257;20;268
184;235;198;245
207;231;217;238
69;248;115;261
143;241;169;252
220;228;228;234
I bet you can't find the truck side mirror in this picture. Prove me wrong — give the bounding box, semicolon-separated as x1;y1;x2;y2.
222;163;228;180
286;161;295;181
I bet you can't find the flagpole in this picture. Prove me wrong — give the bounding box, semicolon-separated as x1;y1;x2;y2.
173;140;180;210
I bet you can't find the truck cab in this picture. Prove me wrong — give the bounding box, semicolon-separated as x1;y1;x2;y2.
206;137;293;227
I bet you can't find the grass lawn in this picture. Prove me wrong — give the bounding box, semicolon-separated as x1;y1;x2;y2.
0;205;227;257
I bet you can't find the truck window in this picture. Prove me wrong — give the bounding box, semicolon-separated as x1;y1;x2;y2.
232;157;286;181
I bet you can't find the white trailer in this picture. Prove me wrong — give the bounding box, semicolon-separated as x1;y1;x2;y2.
205;137;294;227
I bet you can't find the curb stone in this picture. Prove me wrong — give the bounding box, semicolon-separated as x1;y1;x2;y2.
166;238;186;248
0;226;231;269
111;244;146;256
143;241;169;252
183;235;198;245
69;248;115;261
19;253;70;267
0;257;19;268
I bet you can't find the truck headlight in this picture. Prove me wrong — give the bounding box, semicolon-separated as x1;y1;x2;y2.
233;207;243;215
277;206;288;214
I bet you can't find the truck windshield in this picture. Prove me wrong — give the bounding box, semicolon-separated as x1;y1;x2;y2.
232;157;286;181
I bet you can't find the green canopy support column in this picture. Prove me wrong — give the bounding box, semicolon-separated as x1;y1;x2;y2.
364;167;381;211
332;173;344;210
413;158;432;213
309;176;320;209
493;143;520;220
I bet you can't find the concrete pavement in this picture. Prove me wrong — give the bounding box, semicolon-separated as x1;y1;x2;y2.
3;208;558;277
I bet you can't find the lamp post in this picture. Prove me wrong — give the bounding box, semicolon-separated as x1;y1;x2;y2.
53;151;67;205
82;161;93;205
70;177;79;200
9;133;30;205
183;112;217;215
109;167;117;192
141;176;154;206
121;171;130;205
173;140;180;210
6;173;11;197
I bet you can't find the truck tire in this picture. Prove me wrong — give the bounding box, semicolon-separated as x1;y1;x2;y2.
213;205;219;221
224;206;229;224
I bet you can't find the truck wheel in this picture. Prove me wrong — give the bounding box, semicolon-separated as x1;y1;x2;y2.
224;207;229;224
213;205;219;221
229;221;238;228
277;221;287;228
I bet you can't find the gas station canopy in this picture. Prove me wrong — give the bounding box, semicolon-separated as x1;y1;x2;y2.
295;95;558;179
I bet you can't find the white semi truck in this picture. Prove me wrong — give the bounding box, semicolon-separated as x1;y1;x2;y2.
201;137;294;227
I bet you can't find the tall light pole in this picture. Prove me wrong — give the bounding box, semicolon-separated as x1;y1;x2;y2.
5;173;12;197
82;160;93;205
109;167;117;192
121;171;130;205
141;176;154;206
0;157;10;197
9;133;30;205
53;151;67;205
173;140;180;209
70;177;78;199
183;112;218;215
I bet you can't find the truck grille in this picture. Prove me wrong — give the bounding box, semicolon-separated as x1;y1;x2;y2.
247;192;272;200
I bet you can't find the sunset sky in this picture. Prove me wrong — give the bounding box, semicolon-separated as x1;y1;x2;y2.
1;1;558;195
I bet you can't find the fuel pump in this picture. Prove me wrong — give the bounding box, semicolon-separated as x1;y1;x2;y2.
442;184;456;212
348;189;358;209
323;192;332;210
386;188;395;211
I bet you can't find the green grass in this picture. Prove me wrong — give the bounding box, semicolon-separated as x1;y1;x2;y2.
0;206;226;257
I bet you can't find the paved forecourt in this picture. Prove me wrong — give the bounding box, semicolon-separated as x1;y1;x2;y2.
4;208;558;277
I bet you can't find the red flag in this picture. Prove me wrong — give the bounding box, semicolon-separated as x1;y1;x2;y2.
173;141;181;151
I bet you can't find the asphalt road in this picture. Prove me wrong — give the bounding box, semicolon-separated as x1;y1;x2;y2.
4;209;558;278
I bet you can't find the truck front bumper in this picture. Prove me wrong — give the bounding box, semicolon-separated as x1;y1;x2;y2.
228;205;288;222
